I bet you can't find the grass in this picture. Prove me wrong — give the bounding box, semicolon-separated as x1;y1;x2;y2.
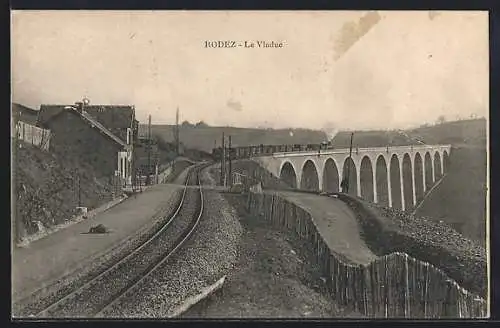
415;145;487;246
144;124;328;153
335;193;487;298
14;141;114;239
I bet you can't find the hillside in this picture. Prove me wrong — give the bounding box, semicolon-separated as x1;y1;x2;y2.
411;119;487;245
407;118;487;146
415;145;487;246
142;124;328;153
331;130;414;148
331;119;487;148
14;140;115;242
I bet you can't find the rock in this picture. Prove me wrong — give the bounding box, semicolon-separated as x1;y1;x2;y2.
89;224;108;234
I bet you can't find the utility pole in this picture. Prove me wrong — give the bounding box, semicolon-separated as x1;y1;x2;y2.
174;107;180;155
228;135;232;187
345;132;354;194
221;132;225;186
146;114;151;186
13;107;19;243
77;171;81;207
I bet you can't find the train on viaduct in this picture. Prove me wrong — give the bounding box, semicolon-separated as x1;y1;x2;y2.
212;143;452;212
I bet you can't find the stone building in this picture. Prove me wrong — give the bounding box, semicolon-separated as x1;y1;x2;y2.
37;102;139;185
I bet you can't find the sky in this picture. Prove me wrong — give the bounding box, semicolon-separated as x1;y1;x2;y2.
11;11;488;132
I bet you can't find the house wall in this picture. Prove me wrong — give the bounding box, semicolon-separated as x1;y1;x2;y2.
46;110;123;178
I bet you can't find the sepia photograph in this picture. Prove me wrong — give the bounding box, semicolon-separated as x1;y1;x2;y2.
11;10;489;319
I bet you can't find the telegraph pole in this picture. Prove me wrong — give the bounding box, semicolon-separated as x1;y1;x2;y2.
13;107;19;243
77;171;81;207
146;114;152;185
174;107;180;155
221;132;226;186
345;132;354;194
228;135;232;187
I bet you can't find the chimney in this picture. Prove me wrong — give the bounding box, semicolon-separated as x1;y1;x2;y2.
74;102;83;113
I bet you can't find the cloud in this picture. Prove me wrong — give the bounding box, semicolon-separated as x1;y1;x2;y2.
227;99;243;112
333;11;382;61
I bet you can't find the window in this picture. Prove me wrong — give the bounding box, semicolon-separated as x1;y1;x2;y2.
127;128;132;145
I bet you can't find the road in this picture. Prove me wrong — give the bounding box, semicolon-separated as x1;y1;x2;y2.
12;183;182;302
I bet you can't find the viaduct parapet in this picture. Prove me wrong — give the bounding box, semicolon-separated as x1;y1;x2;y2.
253;144;451;211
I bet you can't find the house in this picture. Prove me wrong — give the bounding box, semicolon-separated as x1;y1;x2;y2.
37;102;139;185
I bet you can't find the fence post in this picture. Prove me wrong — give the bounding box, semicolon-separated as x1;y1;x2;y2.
424;262;429;318
404;253;410;318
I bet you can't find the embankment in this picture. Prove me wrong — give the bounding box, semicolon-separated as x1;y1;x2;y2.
14;142;115;242
246;192;487;318
336;193;486;300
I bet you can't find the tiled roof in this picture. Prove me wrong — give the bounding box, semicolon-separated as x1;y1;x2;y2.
83;105;135;142
37;105;67;126
38;104;136;145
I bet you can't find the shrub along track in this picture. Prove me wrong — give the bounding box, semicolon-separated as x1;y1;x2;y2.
14;164;206;318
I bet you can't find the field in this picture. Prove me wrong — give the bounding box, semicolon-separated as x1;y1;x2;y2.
331;119;486;148
142;124;327;153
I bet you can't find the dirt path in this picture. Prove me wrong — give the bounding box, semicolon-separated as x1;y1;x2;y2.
181;194;363;318
274;191;377;265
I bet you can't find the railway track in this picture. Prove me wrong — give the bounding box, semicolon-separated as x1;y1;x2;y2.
16;164;206;318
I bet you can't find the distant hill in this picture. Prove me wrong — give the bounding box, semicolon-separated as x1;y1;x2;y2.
141;124;328;153
331;130;415;148
407;118;487;146
331;118;487;148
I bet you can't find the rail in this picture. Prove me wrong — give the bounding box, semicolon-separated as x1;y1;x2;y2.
95;169;204;317
25;164;204;318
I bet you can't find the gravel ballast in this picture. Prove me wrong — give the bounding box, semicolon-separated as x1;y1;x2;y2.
99;189;243;318
182;193;364;318
42;188;200;318
13;188;184;317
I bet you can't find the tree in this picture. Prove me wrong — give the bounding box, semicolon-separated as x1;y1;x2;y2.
195;120;209;127
436;115;446;125
181;120;192;127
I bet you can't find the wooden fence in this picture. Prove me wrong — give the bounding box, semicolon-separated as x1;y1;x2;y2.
16;121;51;151
247;192;488;318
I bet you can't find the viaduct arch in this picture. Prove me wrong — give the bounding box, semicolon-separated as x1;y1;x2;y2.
271;144;450;211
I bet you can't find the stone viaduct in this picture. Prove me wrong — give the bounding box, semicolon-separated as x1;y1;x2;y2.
253;144;451;211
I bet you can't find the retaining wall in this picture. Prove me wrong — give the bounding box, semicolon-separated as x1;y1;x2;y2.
246;192;487;318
